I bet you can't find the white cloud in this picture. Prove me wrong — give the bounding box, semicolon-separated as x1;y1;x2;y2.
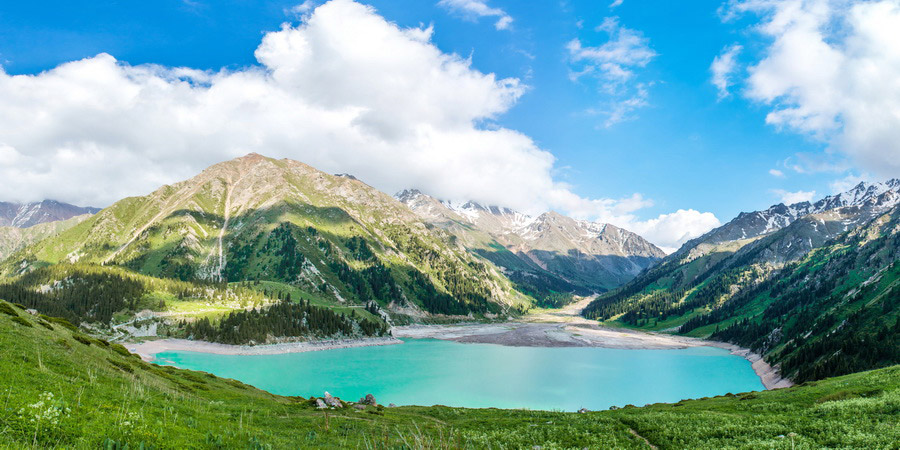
771;189;816;204
710;43;742;99
601;83;650;127
567;16;657;125
287;0;317;18
768;168;785;177
609;0;625;8
829;173;869;193
0;0;715;251
725;0;900;176
628;209;722;254
437;0;513;30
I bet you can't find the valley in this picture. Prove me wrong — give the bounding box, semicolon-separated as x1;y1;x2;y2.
0;154;896;448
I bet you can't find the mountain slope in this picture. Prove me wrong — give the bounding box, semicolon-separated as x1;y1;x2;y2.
0;200;99;228
1;300;898;448
3;154;529;319
397;189;664;302
0;214;92;261
583;180;900;382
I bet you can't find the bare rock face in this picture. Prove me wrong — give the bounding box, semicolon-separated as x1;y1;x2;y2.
315;398;328;409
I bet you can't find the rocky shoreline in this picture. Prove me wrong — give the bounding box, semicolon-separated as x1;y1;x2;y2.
128;336;402;362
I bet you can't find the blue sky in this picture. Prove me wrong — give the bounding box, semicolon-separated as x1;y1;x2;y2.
0;0;895;250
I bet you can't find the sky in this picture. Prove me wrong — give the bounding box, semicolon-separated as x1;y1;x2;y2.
0;0;898;251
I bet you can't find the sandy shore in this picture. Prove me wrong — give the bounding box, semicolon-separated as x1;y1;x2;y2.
128;337;402;362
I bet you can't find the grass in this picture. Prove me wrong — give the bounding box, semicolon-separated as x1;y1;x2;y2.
1;299;898;448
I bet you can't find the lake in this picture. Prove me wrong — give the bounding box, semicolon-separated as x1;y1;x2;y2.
154;338;764;411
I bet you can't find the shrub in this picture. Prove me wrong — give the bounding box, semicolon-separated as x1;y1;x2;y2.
46;316;78;331
110;344;132;357
72;334;93;346
107;358;133;374
0;302;18;316
11;316;33;327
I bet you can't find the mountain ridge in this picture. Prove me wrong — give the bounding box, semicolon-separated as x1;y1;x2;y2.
2;153;530;319
0;200;99;228
396;188;665;300
582;179;900;382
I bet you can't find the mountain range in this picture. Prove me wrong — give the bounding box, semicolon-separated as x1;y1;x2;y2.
0;154;666;318
397;189;664;305
0;200;99;228
0;154;895;383
583;179;900;381
0;154;532;319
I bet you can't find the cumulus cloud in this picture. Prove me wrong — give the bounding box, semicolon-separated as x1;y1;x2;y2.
724;0;900;176
772;189;816;204
628;209;722;254
567;17;657;126
437;0;513;30
0;0;716;251
710;43;742;99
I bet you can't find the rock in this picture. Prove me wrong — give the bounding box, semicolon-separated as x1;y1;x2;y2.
353;404;366;411
577;408;590;414
359;394;377;406
315;399;327;409
323;391;343;408
388;403;397;408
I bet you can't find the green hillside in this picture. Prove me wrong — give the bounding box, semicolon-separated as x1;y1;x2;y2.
584;206;900;383
1;155;532;328
1;299;897;448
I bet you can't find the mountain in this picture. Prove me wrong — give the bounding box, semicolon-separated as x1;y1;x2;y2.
0;214;92;261
2;154;529;320
0;200;99;228
396;189;665;303
583;180;900;382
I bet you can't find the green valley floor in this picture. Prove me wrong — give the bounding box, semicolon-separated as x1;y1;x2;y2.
0;300;897;449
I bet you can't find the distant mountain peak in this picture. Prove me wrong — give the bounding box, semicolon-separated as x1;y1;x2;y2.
0;200;100;228
396;188;665;292
696;178;900;250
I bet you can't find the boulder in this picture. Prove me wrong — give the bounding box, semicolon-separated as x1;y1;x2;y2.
323;392;343;408
353;404;366;411
388;403;397;408
359;394;377;406
315;399;327;409
577;408;590;414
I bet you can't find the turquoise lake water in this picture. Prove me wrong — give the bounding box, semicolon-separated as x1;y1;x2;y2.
155;338;764;411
